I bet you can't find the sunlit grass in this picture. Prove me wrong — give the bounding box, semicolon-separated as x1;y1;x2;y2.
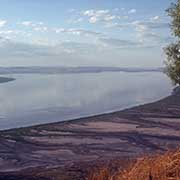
89;150;180;180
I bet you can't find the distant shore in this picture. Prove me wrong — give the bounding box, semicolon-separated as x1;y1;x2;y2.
0;87;180;179
0;66;163;75
0;77;15;83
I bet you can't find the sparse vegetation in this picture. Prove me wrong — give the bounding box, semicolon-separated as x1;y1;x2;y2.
89;150;180;180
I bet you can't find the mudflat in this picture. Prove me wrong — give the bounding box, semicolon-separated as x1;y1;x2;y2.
0;89;180;179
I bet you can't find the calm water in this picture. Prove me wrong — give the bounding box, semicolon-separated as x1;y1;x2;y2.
0;72;172;130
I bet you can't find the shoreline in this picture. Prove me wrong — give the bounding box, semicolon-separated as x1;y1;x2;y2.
0;88;180;179
0;92;172;132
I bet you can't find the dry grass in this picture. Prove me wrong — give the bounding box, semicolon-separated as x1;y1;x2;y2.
88;150;180;180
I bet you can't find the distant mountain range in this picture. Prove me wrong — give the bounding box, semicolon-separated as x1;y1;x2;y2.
0;66;164;74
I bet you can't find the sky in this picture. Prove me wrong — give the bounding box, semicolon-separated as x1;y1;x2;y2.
0;0;175;67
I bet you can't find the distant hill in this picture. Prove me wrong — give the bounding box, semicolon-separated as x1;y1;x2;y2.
0;66;163;74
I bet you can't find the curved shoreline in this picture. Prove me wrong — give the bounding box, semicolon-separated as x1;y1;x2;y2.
0;87;174;133
0;88;180;179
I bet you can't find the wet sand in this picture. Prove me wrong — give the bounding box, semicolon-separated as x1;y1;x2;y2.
0;88;180;179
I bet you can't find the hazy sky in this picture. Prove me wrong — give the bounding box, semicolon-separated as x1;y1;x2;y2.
0;0;174;67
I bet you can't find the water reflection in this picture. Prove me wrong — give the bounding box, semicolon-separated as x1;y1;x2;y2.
0;72;172;130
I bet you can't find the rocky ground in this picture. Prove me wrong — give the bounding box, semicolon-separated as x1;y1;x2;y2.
0;88;180;179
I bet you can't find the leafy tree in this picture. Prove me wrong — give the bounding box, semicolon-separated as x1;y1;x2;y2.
165;0;180;85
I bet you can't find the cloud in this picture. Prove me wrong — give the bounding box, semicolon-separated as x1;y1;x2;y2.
0;20;7;27
137;31;173;45
131;17;169;33
98;19;171;48
33;27;48;32
0;30;31;39
113;8;119;12
0;30;17;35
59;41;99;54
83;9;109;16
0;36;100;59
138;21;168;29
128;9;137;14
0;35;143;61
150;16;160;21
104;17;168;31
0;36;122;66
0;37;56;57
20;21;48;32
68;8;76;13
98;37;142;49
131;20;168;32
130;20;172;45
21;21;33;27
72;18;84;23
83;9;116;24
54;28;103;37
21;21;44;27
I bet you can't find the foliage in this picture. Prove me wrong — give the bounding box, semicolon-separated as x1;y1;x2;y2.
165;42;180;85
165;0;180;85
167;1;180;38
